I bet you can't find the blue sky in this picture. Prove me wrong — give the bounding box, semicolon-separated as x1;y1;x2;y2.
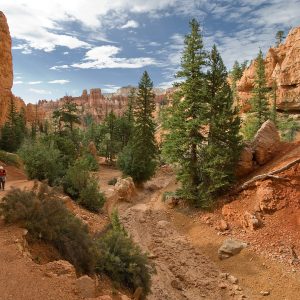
1;0;300;103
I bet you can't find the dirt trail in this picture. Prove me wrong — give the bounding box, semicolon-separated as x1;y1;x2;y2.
116;173;239;300
114;143;300;300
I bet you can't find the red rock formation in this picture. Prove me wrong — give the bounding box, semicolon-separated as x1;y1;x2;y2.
0;11;26;126
237;25;300;112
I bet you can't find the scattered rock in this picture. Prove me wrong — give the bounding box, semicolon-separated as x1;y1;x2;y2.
260;290;270;296
228;275;238;284
252;120;280;165
219;219;229;231
76;275;96;298
242;211;262;230
171;279;183;290
218;239;247;260
44;260;76;278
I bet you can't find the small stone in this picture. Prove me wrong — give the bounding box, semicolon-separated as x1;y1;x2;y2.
171;280;183;290
220;272;229;279
228;275;238;284
260;291;270;296
219;283;227;289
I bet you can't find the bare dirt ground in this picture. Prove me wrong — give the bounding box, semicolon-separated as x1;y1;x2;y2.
1;143;300;300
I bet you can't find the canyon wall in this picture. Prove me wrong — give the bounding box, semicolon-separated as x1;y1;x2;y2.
238;26;300;112
0;12;25;126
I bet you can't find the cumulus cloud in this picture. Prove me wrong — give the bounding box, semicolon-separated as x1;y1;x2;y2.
50;65;70;71
70;45;157;69
102;84;121;93
0;0;207;52
29;88;52;95
120;20;139;29
28;81;43;85
48;80;70;84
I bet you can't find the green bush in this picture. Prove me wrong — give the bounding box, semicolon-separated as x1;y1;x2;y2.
63;159;89;199
0;185;95;273
95;212;152;297
79;180;105;212
18;141;63;185
278;115;300;142
241;114;260;141
0;150;21;167
80;153;99;172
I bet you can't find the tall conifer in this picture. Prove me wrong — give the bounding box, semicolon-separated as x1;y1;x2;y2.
118;71;157;183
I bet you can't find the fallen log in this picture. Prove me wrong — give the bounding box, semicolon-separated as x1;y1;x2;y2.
235;158;300;193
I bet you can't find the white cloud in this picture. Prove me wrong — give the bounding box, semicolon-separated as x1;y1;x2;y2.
48;79;70;84
120;20;139;29
102;84;121;93
50;65;70;70
149;41;161;46
70;45;157;69
0;0;207;53
28;81;43;85
12;44;32;54
63;51;69;55
29;88;52;95
13;80;23;85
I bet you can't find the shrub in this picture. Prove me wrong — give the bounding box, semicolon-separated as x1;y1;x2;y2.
82;153;99;171
79;180;105;212
278;115;300;142
95;212;152;297
0;185;95;273
241;114;260;141
108;177;117;185
0;150;21;167
63;159;89;199
18;141;63;185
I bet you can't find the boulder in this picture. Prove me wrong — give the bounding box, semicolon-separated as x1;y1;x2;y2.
114;177;137;202
76;275;96;298
218;239;247;260
44;260;76;278
252;120;280;165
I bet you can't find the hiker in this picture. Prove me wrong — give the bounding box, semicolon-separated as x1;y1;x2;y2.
0;166;6;191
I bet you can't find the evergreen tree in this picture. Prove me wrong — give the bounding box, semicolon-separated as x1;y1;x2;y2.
203;45;242;200
162;19;208;204
118;71;157;184
60;96;81;131
101;111;119;163
276;30;285;47
0;98;26;152
270;80;278;125
249;49;270;130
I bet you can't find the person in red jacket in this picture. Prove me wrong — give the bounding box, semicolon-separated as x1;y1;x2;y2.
0;166;6;190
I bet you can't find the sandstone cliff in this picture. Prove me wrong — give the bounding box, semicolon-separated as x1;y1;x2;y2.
0;11;26;126
237;25;300;112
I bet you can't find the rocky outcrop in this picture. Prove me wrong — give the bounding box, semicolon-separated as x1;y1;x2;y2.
252;120;281;165
238;25;300;112
236;120;280;176
0;12;26;126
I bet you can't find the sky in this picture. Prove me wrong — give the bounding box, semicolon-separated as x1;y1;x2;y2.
1;0;300;103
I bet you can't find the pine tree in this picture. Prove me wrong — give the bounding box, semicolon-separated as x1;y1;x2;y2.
270;80;278;125
162;19;208;204
276;30;285;47
0;97;26;152
202;45;242;200
250;49;270;129
118;71;157;184
60;96;81;131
